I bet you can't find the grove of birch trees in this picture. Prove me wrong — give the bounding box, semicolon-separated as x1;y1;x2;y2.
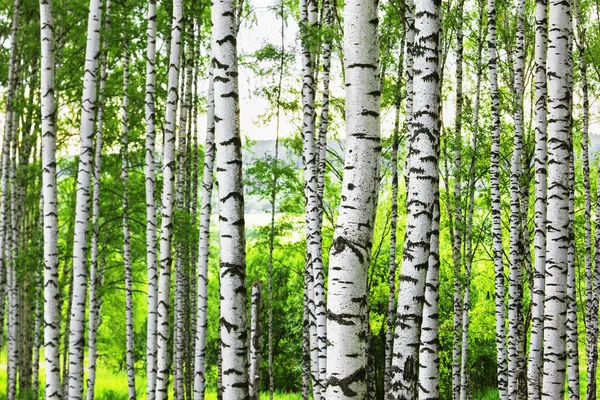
3;0;600;397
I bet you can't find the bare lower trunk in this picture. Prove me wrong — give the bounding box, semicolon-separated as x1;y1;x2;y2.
249;283;263;400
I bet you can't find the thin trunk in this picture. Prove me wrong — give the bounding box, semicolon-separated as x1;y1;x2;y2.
68;0;103;396
459;16;484;399
567;149;579;399
192;66;215;400
32;244;43;399
508;0;526;397
144;0;159;396
40;0;60;396
213;0;249;397
249;283;263;400
488;0;508;396
419;194;440;400
452;6;464;399
155;0;183;396
0;0;20;364
390;0;441;394
86;2;111;397
385;49;404;400
268;1;285;398
541;0;572;394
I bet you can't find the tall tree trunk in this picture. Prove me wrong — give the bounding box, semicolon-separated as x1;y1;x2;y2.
68;0;103;396
527;0;548;397
419;193;441;399
299;0;325;396
390;0;441;395
459;14;484;399
144;0;159;396
325;0;380;397
249;282;263;400
508;0;526;397
541;0;571;395
40;0;61;397
385;49;404;400
85;2;111;397
212;0;249;397
155;0;183;396
567;148;579;400
487;0;508;396
193;65;215;400
452;6;464;399
120;45;136;400
0;0;20;363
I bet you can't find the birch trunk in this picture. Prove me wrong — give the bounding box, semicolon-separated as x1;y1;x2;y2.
212;0;249;397
32;247;43;399
155;0;183;396
390;0;441;394
385;50;404;400
193;65;215;400
452;8;464;398
541;0;572;394
567;149;579;399
7;121;18;400
68;0;103;396
249;283;263;400
40;0;61;396
85;3;110;397
325;0;380;397
0;0;20;367
507;0;526;397
419;195;440;400
527;0;548;397
144;0;159;396
120;45;136;400
488;0;508;396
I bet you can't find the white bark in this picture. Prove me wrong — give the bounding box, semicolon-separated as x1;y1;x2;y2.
144;0;159;396
419;197;440;400
541;0;571;395
40;0;61;396
567;151;579;399
155;0;183;397
85;3;110;398
390;0;441;395
249;283;263;400
212;0;249;397
193;65;215;400
487;0;508;396
68;0;102;396
325;0;380;397
527;0;548;398
507;0;526;397
7;121;18;400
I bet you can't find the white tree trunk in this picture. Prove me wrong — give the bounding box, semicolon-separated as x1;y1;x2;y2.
40;0;61;397
566;150;579;399
155;0;183;397
7;123;18;400
68;0;102;397
419;196;440;400
120;45;136;400
541;0;571;395
325;0;380;397
85;3;110;398
249;283;263;400
390;0;441;395
487;0;508;397
527;0;548;398
507;0;526;397
144;0;159;396
212;0;249;397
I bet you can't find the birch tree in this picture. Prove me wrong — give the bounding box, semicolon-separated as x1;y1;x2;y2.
212;0;249;397
541;0;572;395
325;0;380;397
155;0;183;396
68;0;103;396
249;283;263;400
390;0;441;395
488;0;508;396
40;0;61;395
144;0;159;396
